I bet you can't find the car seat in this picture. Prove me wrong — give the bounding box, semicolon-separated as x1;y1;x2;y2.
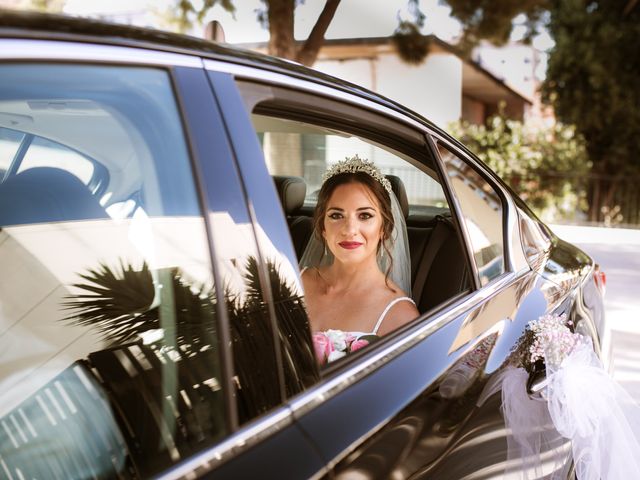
0;167;108;227
273;175;314;258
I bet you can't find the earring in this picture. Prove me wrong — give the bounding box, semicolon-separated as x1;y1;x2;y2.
324;243;327;257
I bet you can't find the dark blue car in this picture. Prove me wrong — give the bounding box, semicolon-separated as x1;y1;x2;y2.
0;12;605;480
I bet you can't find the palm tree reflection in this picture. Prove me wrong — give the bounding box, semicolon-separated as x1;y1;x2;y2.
1;257;317;479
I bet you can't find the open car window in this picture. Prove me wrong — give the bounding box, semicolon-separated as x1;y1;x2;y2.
237;81;473;364
252;114;449;215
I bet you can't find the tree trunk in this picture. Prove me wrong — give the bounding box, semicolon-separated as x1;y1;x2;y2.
296;0;342;66
267;0;296;59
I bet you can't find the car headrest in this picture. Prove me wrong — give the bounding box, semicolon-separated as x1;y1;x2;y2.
0;167;108;227
385;174;409;219
273;175;306;215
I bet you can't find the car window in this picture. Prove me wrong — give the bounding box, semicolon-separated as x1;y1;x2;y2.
253;115;449;218
435;142;506;285
0;64;225;478
511;193;552;267
237;81;471;347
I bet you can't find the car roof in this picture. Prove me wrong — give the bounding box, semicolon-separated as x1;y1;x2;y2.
0;11;446;135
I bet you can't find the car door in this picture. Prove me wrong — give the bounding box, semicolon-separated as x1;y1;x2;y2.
208;61;578;479
0;38;325;480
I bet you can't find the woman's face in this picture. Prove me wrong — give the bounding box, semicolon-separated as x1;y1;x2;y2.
322;181;384;266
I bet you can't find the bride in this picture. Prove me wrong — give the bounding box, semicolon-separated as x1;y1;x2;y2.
300;155;419;362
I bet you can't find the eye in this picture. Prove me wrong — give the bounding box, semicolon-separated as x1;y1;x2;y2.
328;212;343;220
359;212;374;220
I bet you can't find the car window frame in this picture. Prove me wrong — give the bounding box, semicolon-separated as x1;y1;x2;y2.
221;67;488;384
203;58;518;472
429;136;509;287
170;63;327;479
429;132;530;280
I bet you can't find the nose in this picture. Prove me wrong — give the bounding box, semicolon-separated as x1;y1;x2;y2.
342;215;358;236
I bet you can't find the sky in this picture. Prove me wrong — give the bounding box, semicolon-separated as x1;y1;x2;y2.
1;0;553;52
60;0;554;80
60;0;553;48
60;0;466;43
9;0;554;88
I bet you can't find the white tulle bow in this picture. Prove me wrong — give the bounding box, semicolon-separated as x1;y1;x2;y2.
501;367;570;479
546;343;640;480
501;342;640;480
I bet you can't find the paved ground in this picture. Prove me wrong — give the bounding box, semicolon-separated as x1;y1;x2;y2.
551;224;640;401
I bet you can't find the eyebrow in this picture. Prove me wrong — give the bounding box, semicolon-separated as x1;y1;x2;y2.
326;206;377;212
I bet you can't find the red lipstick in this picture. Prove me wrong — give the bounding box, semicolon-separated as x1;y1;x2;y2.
338;241;362;249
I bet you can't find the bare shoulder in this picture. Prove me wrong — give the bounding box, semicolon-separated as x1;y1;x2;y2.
377;294;420;336
393;297;420;319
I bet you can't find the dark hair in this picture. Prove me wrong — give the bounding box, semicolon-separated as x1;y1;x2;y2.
313;171;396;289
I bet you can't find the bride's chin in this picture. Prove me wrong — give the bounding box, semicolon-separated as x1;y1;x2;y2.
332;250;375;266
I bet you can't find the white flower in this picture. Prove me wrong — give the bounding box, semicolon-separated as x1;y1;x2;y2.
528;313;590;368
327;350;347;362
325;329;348;352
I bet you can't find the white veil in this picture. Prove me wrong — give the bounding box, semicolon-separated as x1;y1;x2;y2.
299;168;412;296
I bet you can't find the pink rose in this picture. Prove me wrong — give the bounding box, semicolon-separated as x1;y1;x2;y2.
349;339;369;353
313;332;334;364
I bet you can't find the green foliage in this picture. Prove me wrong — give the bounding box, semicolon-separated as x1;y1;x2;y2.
449;112;590;221
446;0;549;54
543;1;640;176
392;21;431;64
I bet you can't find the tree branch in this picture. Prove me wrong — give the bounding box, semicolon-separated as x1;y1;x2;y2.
267;0;296;59
295;0;341;66
624;0;638;16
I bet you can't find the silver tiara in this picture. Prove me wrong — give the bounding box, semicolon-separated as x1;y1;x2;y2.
322;155;392;195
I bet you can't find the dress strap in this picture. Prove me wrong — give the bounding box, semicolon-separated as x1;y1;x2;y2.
372;296;415;334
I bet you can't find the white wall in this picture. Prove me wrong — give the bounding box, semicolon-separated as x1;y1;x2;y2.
314;51;463;128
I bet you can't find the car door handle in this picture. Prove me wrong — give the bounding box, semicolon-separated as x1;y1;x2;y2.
527;368;548;401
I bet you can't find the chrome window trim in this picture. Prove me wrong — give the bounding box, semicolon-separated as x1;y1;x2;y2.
0;38;202;68
287;269;525;418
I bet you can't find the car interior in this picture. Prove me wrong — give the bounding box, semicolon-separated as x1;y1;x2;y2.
253;112;472;315
272;172;470;314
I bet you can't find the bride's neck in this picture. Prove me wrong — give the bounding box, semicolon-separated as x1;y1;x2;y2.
322;259;382;293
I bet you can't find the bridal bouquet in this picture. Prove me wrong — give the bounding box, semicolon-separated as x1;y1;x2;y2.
501;313;640;480
313;330;379;365
523;313;589;370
